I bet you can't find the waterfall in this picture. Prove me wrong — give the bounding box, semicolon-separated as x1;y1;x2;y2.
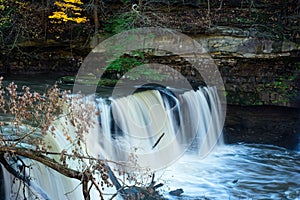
87;86;224;170
0;121;85;200
0;159;83;200
1;86;224;199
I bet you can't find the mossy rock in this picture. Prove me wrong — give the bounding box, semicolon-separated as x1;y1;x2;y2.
58;75;118;87
58;76;76;84
98;79;118;87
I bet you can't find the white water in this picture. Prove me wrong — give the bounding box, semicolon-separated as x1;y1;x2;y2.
2;144;299;199
88;86;224;171
1;162;82;200
162;144;300;200
0;119;84;200
1;86;299;199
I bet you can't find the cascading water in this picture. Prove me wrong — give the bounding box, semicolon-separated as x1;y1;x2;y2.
0;121;85;200
1;85;224;199
1;84;300;199
87;86;224;170
1;160;83;200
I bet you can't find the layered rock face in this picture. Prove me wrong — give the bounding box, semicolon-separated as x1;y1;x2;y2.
1;0;299;148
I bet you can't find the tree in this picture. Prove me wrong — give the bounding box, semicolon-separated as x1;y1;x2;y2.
0;1;38;48
49;0;88;24
93;0;100;34
0;77;163;199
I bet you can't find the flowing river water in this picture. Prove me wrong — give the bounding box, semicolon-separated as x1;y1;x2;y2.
0;75;299;200
162;144;300;200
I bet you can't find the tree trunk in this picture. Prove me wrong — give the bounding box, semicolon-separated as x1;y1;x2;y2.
93;0;100;34
82;171;90;200
0;147;82;180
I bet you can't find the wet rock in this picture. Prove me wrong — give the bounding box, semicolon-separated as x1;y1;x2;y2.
169;188;184;196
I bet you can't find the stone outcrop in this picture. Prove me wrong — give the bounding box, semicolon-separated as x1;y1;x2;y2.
201;34;300;107
0;43;87;75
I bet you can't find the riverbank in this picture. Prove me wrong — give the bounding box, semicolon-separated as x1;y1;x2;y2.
224;105;300;149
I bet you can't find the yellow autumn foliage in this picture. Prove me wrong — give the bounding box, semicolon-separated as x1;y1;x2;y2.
49;0;88;24
0;0;4;11
64;0;83;5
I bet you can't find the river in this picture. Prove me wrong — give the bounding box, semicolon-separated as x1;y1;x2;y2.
1;75;299;200
162;144;300;200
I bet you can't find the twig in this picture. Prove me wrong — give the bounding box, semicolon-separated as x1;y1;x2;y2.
152;132;165;149
9;27;20;51
91;178;104;200
218;0;223;10
108;185;126;200
64;182;82;197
